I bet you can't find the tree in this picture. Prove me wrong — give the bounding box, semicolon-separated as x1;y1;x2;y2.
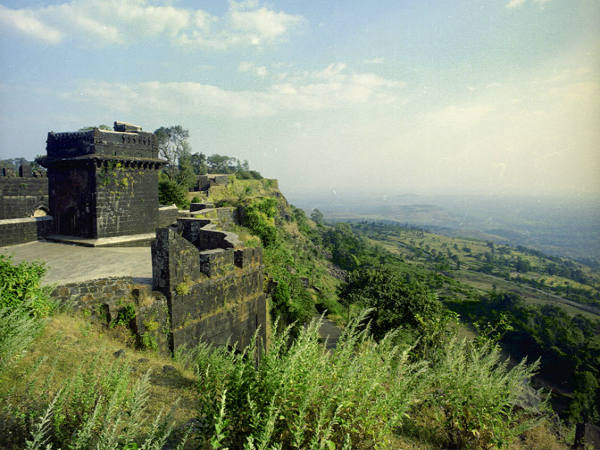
177;152;198;189
158;178;188;208
207;154;237;173
311;209;324;226
154;126;190;180
189;152;208;175
338;267;443;340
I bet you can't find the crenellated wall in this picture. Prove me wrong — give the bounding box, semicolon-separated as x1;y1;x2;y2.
152;218;267;352
45;216;267;354
45;126;164;239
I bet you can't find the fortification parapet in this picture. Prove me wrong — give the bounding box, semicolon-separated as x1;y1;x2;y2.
151;217;266;351
46;125;158;162
43;122;165;239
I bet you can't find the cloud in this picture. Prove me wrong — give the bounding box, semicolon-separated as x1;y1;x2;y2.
0;5;62;44
364;57;384;64
228;0;303;45
506;0;527;8
238;61;268;77
64;64;405;118
0;0;303;49
427;104;493;128
506;0;552;9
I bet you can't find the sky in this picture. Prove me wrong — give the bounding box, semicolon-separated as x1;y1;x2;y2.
0;0;598;198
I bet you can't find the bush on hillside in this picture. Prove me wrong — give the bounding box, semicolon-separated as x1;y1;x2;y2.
0;255;53;317
190;313;426;449
338;267;442;338
243;198;278;247
179;311;546;449
410;338;546;449
158;179;189;209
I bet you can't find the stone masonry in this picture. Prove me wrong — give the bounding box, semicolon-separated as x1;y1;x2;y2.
44;122;164;238
0;165;48;220
152;217;267;351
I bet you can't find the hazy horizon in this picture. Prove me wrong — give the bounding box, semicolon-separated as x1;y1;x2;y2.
1;0;599;198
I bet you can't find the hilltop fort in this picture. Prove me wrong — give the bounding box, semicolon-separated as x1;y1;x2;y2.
0;122;267;353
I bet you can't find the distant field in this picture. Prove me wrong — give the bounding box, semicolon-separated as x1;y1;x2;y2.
290;193;600;262
350;222;600;318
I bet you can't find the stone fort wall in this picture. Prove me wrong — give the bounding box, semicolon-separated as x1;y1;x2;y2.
47;217;267;353
94;161;160;237
0;166;48;220
0;165;52;247
152;218;267;351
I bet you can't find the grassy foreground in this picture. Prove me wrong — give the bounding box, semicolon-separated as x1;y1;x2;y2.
1;303;567;449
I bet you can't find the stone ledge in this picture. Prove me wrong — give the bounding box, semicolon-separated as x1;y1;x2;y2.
45;233;155;247
0;216;53;225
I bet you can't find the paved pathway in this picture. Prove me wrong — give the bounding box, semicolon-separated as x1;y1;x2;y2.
317;316;343;350
0;241;152;285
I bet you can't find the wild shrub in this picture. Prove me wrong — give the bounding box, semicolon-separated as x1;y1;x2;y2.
1;352;177;450
0;255;54;317
338;267;446;342
406;337;546;449
190;312;426;449
243;198;278;247
0;303;43;373
158;178;189;209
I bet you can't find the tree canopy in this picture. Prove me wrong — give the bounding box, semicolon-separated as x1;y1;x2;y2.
154;125;190;180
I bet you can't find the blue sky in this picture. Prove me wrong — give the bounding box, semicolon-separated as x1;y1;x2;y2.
0;0;598;197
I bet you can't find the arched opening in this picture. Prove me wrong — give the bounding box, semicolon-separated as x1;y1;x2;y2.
31;206;49;217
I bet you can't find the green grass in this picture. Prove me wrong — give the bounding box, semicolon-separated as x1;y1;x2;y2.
0;312;197;450
172;312;557;449
358;224;600;318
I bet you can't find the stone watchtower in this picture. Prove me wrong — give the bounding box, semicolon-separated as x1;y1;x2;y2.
44;122;164;239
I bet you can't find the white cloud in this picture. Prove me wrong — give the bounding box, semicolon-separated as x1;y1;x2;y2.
228;0;303;45
64;64;404;118
506;0;552;9
0;5;62;44
364;57;384;64
238;61;268;77
506;0;527;8
427;104;493;128
0;0;303;49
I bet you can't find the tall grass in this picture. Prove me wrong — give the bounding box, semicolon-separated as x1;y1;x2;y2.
1;349;178;449
180;311;546;449
0;303;43;371
0;257;180;450
406;337;546;449
185;313;425;449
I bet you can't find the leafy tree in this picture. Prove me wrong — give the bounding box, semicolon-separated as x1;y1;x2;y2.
338;267;443;340
154;125;190;180
176;152;197;190
189;152;208;175
207;154;237;173
310;209;324;226
158;178;188;209
568;370;600;423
